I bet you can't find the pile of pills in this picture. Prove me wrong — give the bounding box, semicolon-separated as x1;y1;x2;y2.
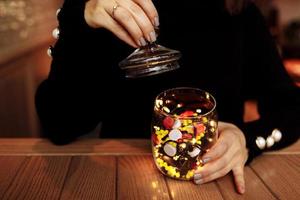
152;110;217;180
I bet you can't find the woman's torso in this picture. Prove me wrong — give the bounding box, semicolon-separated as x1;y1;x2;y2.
95;1;246;137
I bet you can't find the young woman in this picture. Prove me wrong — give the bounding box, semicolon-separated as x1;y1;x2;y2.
35;0;300;194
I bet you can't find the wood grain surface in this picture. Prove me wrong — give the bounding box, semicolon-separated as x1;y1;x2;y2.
118;156;170;200
216;167;276;200
0;156;27;197
1;156;71;200
0;139;299;200
251;155;300;200
0;139;151;155
166;177;223;200
61;156;116;200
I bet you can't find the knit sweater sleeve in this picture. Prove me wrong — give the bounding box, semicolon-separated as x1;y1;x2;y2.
35;0;115;144
241;3;300;164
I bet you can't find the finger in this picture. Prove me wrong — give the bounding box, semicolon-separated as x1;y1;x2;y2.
195;147;237;178
134;0;159;26
201;139;229;164
194;164;232;185
102;12;138;47
120;0;156;42
106;5;146;47
233;165;246;194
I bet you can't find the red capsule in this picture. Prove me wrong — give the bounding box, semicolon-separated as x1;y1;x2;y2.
180;110;195;117
195;124;206;135
152;134;159;145
191;162;198;169
182;133;193;140
163;116;174;129
177;139;183;143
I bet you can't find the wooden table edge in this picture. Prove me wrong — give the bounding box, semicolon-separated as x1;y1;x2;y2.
0;138;298;155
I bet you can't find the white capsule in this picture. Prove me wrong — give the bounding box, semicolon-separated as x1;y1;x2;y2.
188;147;201;158
256;136;266;150
52;28;60;39
163;144;177;157
47;47;52;57
172;119;181;129
271;129;282;142
56;8;61;17
169;129;182;141
266;136;275;148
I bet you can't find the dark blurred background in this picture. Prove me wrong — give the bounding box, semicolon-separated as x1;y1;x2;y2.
0;0;299;137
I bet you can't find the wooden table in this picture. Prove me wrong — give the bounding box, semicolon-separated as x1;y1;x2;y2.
0;139;299;200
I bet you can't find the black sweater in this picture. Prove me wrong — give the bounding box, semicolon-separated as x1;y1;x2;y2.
35;0;300;163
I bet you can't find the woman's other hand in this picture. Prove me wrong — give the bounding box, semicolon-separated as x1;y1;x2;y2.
194;122;249;194
84;0;159;48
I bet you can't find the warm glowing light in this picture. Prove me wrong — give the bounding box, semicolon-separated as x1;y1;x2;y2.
209;120;216;127
196;109;202;113
171;191;175;198
151;181;158;189
177;103;183;108
206;92;210;99
155;99;163;108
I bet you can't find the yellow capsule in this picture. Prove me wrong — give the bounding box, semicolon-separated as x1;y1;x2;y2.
169;141;177;148
163;106;170;113
185;126;194;134
191;138;197;144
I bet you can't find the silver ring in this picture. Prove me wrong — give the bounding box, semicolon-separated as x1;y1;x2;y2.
112;4;120;18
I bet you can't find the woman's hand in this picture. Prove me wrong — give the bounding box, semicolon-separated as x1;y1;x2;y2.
84;0;159;48
194;122;248;194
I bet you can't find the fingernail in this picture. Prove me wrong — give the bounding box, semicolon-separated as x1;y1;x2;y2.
139;37;147;46
239;186;245;194
202;157;211;164
153;16;159;27
194;174;202;180
194;179;203;185
149;31;156;43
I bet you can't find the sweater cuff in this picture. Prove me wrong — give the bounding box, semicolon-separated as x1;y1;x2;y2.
240;120;269;165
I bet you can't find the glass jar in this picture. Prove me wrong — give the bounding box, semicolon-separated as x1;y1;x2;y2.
151;87;218;180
